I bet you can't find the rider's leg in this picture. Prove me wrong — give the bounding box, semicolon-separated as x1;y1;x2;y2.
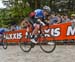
31;24;40;43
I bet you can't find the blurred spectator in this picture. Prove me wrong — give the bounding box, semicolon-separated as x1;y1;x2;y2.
10;24;21;31
0;28;9;41
56;13;62;23
50;12;61;25
71;14;75;27
61;14;64;23
0;28;9;34
71;14;75;22
10;25;16;31
62;14;70;23
20;18;27;29
20;18;32;30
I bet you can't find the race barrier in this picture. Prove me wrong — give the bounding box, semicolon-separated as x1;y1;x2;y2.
4;22;75;43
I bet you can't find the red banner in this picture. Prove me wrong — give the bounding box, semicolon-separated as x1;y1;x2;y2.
4;22;75;43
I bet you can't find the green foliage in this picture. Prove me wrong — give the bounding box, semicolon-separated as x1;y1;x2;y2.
0;0;32;27
23;6;32;17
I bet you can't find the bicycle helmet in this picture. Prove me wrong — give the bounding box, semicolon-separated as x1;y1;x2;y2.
43;5;51;13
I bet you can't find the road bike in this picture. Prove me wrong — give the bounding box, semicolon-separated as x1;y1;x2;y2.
19;25;56;53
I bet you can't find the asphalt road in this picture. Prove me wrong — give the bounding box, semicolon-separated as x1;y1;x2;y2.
0;45;75;62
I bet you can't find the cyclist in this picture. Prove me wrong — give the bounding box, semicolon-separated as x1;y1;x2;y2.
0;28;9;42
29;9;50;43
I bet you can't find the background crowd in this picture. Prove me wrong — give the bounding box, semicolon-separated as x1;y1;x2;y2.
5;11;75;32
0;5;75;33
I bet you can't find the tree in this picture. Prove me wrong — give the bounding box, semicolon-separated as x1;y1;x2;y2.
1;0;32;27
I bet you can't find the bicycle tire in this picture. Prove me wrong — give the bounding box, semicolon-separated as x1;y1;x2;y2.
39;40;56;53
2;38;8;49
19;36;32;52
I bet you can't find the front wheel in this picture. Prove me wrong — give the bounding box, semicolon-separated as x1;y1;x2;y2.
39;40;56;53
2;38;8;49
19;36;32;52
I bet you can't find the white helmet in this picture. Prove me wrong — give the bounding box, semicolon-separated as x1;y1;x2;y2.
43;5;51;12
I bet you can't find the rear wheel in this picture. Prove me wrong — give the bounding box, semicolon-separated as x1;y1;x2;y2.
19;36;32;52
2;38;8;49
40;40;56;53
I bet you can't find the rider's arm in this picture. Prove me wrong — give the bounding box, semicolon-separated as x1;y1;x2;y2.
37;19;45;26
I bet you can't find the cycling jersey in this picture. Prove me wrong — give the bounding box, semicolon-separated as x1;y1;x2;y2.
0;28;8;34
29;9;49;26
